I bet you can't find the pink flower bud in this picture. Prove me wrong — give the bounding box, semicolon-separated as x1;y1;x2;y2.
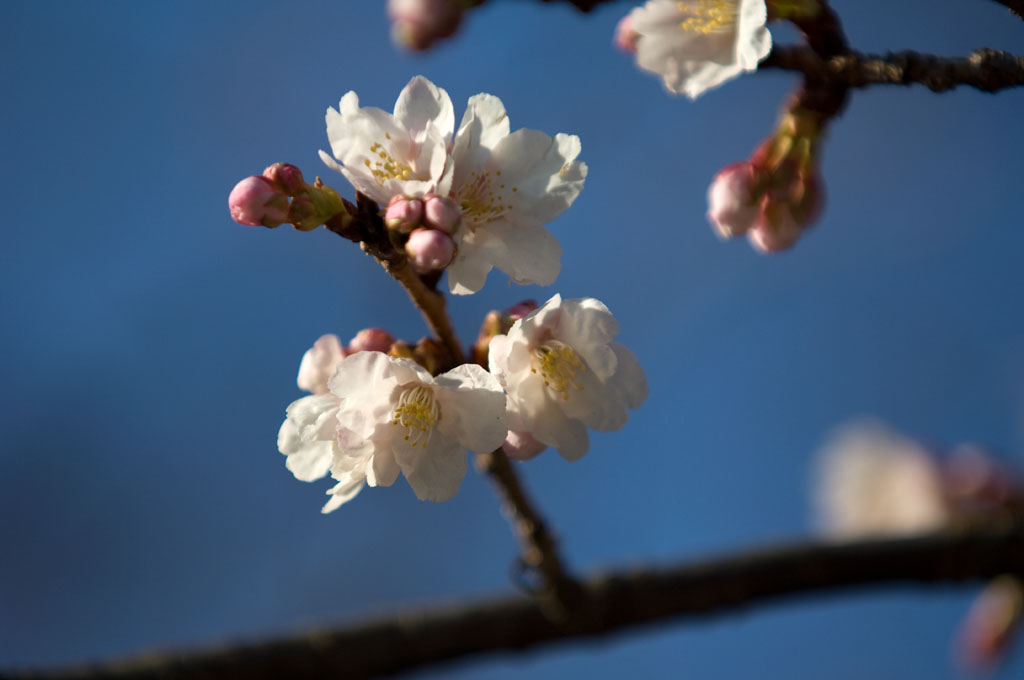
613;14;639;53
748;199;803;254
956;576;1024;672
348;328;396;354
504;300;538;323
423;194;461;234
405;228;456;273
297;334;348;394
385;195;424;232
502;430;547;461
388;0;464;51
228;176;289;228
707;162;759;239
262;163;306;196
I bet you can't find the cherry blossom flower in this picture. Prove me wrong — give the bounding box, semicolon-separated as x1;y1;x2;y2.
489;295;647;461
322;351;508;509
445;94;587;295
278;392;343;487
319;75;455;205
624;0;772;99
814;421;949;538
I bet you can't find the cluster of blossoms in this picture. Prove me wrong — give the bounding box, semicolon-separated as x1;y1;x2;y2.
280;295;647;511
320;75;587;295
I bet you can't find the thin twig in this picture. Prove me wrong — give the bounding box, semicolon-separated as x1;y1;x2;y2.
475;449;582;619
378;257;465;365
765;46;1024;93
12;527;1024;679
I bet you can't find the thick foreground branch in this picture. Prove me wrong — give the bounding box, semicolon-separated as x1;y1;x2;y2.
765;46;1024;93
10;527;1024;679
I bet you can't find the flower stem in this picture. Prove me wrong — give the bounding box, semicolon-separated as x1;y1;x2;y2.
380;256;466;365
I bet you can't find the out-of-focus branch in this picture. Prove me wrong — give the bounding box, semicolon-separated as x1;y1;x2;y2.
475;449;582;618
12;527;1024;680
535;0;618;11
765;46;1024;93
991;0;1024;19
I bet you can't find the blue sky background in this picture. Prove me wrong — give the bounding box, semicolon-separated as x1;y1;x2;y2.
3;1;1024;677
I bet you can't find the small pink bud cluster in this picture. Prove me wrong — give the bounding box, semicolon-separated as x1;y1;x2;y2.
386;194;462;273
388;0;467;51
229;164;345;232
707;108;825;254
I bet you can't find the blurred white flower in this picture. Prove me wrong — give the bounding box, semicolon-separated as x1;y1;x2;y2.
814;421;949;538
445;94;587;295
625;0;772;99
489;294;647;461
322;351;508;509
320;75;455;205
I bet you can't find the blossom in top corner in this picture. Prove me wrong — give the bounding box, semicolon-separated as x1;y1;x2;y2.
623;0;772;99
445;94;587;295
319;76;455;205
323;351;508;510
489;294;647;461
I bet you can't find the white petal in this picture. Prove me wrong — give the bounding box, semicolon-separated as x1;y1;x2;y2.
609;342;649;409
452;93;510;185
279;425;334;481
322;477;365;513
488;130;586;223
393;436;467;502
475;214;562;287
513;373;590;461
393;76;455;145
555;298;620;379
433;364;508;453
446;238;495;295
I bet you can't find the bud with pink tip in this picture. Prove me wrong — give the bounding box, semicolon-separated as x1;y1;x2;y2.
348;328;396;354
504;300;538;325
613;14;639;53
263;163;306;196
956;576;1024;672
502;430;547;461
748;171;823;253
388;0;465;51
707;162;759;239
229;176;289;228
385;195;425;233
423;194;461;234
405;228;456;273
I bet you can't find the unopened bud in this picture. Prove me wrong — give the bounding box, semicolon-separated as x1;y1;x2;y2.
228;176;289;228
423;194;461;234
957;576;1024;672
405;228;456;273
387;340;416;361
348;328;396;354
263;163;307;196
504;300;538;325
388;0;465;51
503;430;547;461
613;15;639;53
414;337;447;375
289;185;345;231
297;334;348;394
707;162;759;239
385;195;424;232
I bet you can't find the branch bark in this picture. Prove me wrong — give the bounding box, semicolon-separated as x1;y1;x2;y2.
991;0;1024;19
764;46;1024;93
12;527;1024;679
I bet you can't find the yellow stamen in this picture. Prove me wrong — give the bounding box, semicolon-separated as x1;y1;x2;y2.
530;341;586;401
366;141;414;185
678;0;737;35
390;385;440;448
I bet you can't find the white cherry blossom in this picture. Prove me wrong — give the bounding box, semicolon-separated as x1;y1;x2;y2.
322;351;508;508
489;294;647;461
626;0;772;99
445;94;587;295
319;75;455;205
296;333;347;395
814;421;950;539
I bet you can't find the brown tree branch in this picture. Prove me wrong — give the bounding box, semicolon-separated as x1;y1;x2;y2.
764;46;1024;93
10;527;1024;679
991;0;1024;19
475;449;582;619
